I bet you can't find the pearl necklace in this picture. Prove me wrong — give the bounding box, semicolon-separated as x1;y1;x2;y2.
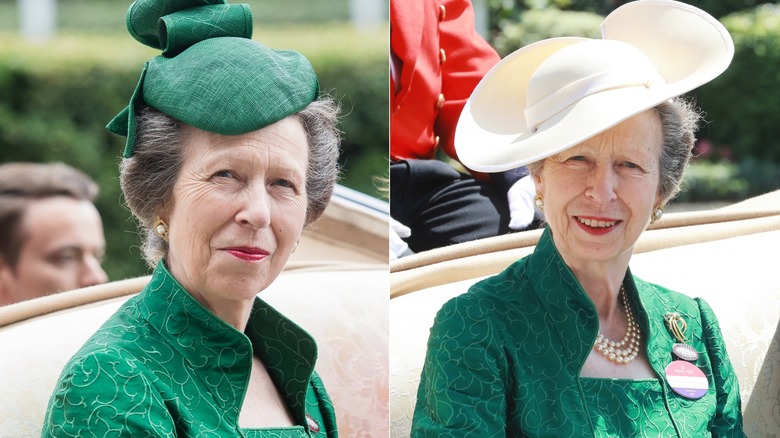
593;285;641;365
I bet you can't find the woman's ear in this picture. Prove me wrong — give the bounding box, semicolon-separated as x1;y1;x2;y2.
655;193;665;210
533;171;544;196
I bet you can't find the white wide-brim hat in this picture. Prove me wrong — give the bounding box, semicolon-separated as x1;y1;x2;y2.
455;0;734;172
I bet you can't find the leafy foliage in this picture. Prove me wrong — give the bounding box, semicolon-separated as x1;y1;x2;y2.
491;8;602;56
0;0;352;31
676;160;749;203
694;4;780;163
485;0;775;26
675;157;780;203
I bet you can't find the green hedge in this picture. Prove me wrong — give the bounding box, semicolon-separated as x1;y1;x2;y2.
491;8;602;56
694;4;780;163
485;0;774;29
676;158;780;203
0;0;352;30
0;24;387;281
677;161;750;202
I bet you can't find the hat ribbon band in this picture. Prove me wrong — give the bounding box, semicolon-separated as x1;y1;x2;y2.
524;68;665;130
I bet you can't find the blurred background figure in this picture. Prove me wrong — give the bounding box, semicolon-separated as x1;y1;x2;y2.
390;0;538;258
0;162;107;306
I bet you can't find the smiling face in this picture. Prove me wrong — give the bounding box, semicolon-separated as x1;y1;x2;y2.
164;116;309;307
0;197;107;305
533;110;663;270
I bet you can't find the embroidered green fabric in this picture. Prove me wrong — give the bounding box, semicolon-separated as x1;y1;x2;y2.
42;261;337;437
412;228;744;437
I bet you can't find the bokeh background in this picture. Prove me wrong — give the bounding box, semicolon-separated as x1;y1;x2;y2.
0;0;388;281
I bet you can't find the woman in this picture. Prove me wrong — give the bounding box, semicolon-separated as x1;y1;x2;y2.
412;1;744;436
42;1;339;436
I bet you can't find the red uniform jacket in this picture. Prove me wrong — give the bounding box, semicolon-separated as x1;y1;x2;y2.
390;0;500;162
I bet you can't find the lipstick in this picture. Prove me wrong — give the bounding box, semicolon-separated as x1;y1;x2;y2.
575;216;620;236
223;247;269;262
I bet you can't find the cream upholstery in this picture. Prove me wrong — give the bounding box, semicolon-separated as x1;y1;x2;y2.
0;189;390;437
390;190;780;437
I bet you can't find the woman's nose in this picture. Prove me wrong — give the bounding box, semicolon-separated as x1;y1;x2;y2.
234;183;272;229
586;164;618;204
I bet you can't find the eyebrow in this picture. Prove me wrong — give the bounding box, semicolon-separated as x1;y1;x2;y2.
206;150;306;177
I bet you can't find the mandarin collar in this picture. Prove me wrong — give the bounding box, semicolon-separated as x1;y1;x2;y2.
137;261;319;430
528;228;663;375
525;228;689;380
526;228;600;374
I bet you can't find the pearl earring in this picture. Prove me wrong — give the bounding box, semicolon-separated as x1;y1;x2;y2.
154;216;169;242
650;207;664;224
534;194;544;210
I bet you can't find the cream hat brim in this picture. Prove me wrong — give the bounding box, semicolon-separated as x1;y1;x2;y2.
455;0;734;173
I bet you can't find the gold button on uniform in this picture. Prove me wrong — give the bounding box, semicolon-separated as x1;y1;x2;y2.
439;48;447;64
434;135;440;149
436;93;445;110
439;4;446;21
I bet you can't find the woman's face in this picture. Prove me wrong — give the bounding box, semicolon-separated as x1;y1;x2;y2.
165;116;308;304
534;110;663;269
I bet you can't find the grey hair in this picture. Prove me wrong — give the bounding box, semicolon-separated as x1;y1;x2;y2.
295;97;342;225
119;96;341;268
527;97;700;203
653;97;701;203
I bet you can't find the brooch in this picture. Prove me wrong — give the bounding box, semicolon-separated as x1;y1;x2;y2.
663;312;707;400
664;312;699;361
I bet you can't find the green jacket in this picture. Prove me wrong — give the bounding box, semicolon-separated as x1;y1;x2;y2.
412;228;744;437
43;262;337;437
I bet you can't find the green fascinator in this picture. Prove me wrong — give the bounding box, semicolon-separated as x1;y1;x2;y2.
107;0;320;158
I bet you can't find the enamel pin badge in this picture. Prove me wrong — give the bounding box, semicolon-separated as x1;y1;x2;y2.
665;360;708;399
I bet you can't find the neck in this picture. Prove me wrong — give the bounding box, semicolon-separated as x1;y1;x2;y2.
561;251;631;323
162;260;256;332
193;295;255;332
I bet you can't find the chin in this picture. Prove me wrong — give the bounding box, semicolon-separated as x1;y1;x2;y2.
564;236;626;261
209;275;264;298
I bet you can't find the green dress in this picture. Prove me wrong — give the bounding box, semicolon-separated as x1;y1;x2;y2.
42;262;337;437
412;228;744;437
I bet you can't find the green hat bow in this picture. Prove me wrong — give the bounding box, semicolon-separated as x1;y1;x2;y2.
107;0;320;158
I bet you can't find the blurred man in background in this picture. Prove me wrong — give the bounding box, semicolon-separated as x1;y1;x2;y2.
0;162;107;305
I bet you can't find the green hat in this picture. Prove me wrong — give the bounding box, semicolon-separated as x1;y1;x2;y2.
107;0;320;158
